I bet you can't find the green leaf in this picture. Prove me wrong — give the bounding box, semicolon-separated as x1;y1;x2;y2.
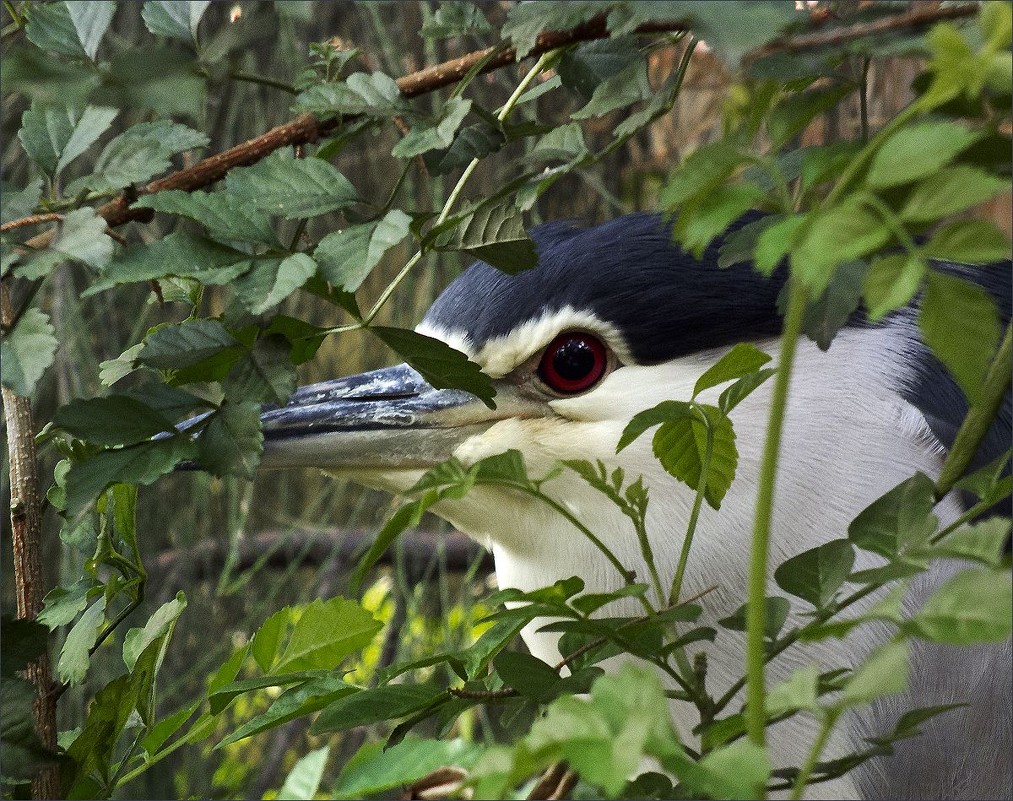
559;38;641;98
863;253;926;321
313;682;446;733
66;1;115;60
134;189;281;248
197;400;262;479
674;183;765;259
836;640;908;709
278;746;329;801
1;307;58;396
718;596;790;642
683;738;772;800
25;1;87;58
421;3;492;38
718;368;776;414
141;0;209;44
274;597;381;675
58;596;106;686
927;517;1011;567
571;60;651;120
140;318;240;370
38;580;94;629
765;665;820;718
89;231;250;293
792;198;891;294
848;472;937;558
717;214;779;270
1;179;42;224
315;209;412;292
392;97;472;158
618;400;693;453
900;166;1008;224
54;395;176;446
433;203;537;274
122;593;186;672
906;568;1012;645
660;142;745;211
922;219;1011;264
918;269;1000;404
774;540;855;609
371;327;496;407
293;71;407;118
65;436;196;515
651;406;737;509
424;122;508;175
501;2;611;59
494;652;560;701
235;253;317;314
768;82;857;147
225;151;358;219
0;676;58;781
18;103;118;177
693;342;772;398
1;617;50;677
754;214;804;276
799;259;868;351
224;335;296;406
524;122;589;163
335;737;481;798
867;121;983;188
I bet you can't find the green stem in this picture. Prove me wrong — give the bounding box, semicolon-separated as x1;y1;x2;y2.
745;281;809;754
669;423;712;605
790;711;839;800
931;489;1011;544
935;323;1012;499
116;714;217;788
229;70;297;94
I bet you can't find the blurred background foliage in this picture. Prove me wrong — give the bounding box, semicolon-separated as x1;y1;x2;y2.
2;2;1010;798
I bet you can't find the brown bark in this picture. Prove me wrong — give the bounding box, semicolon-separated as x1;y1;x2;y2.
1;286;59;800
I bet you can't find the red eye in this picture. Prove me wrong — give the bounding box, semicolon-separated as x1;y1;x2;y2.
538;332;607;394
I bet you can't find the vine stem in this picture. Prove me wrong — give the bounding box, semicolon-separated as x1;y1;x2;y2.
669;423;712;605
362;49;557;326
935;323;1012;499
745;280;809;756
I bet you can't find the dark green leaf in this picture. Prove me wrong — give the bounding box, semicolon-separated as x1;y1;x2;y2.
0;676;58;781
501;2;611;59
424;122;508;175
433;203;537;274
141;0;209;44
693;342;772;398
617;400;693;453
923;219;1011;264
235;253;317;314
315;209;412;291
774;539;855;609
421;3;492;38
371;327;495;407
1;307;58;396
900;166;1008;223
847;472;937;558
225;151;358;219
867;121;983;188
799;259;867;350
918;269;1000;404
906;568;1012;644
660;142;745;211
197;400;262;479
313;683;446;733
717;214;780;270
571;60;651;119
392;97;472;158
559;38;641;98
54;396;176;446
25;1;87;57
651;406;737;509
18;103;118;177
769;82;857;146
674;183;765;258
134;189;281;248
718;596;790;641
1;617;49;677
494;651;560;700
224;335;296;406
140;318;240;370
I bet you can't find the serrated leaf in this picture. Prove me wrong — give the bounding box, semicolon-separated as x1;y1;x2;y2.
421;3;492;38
53;396;176;446
571;59;651;119
66;1;115;60
371;327;495;407
18;103;118;177
867;121;983;189
197;400;263;479
651;406;737;509
923;219;1011;264
774;540;855;609
315;209;411;292
918;269;1000;404
134;189;280;248
293;71;407;118
65;436;196;515
792;198;891;294
1;307;58;396
38;580;94;629
501;2;611;59
139;318;240;369
25;1;87;58
559;37;641;98
799;259;867;351
525;122;589;163
717;214;779;270
694;343;772;398
392;97;472;159
224;334;296;406
900;166;1008;224
235;253;317;314
906;568;1012;644
226;152;358;219
718;368;776;414
424;122;507;175
863;253;926;321
432;203;537;274
58;596;106;686
141;0;210;44
15;208;114;280
848;472;937;558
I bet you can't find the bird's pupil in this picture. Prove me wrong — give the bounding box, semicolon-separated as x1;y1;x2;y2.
553;339;595;380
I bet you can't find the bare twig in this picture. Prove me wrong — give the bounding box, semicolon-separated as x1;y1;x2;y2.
1;286;59;800
0;212;62;233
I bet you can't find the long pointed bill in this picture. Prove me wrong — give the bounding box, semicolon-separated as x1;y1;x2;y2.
260;364;544;470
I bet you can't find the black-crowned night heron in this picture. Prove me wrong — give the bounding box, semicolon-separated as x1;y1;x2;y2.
258;213;1011;800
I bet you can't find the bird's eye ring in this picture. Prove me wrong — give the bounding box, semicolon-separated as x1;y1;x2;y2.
538;332;607;394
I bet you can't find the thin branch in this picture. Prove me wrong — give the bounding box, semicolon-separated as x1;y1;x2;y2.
0;212;63;233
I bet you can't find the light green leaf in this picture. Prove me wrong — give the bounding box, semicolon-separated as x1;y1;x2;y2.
58;596;107;686
53;395;175;446
0;307;58;396
660;141;745;211
315;209;412;291
122;593;186;671
718;368;776;414
848;472;937;558
278;746;330;801
226;152;358;219
867;121;983;189
38;580;94;630
918;269;1000;404
863;253;926;321
926;518;1012;567
754;214;804;276
197;400;263;479
693;342;772;398
907;568;1012;644
293;71;407;118
66;1;115;60
923;219;1011;264
674;182;765;258
685;738;772;800
18;103;118;177
334;738;482;798
766;665;820;718
774;540;855;609
141;0;210;44
650;405;737;509
836;640;909;709
900;166;1008;224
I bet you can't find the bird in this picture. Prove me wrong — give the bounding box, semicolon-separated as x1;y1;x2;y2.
255;212;1011;800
